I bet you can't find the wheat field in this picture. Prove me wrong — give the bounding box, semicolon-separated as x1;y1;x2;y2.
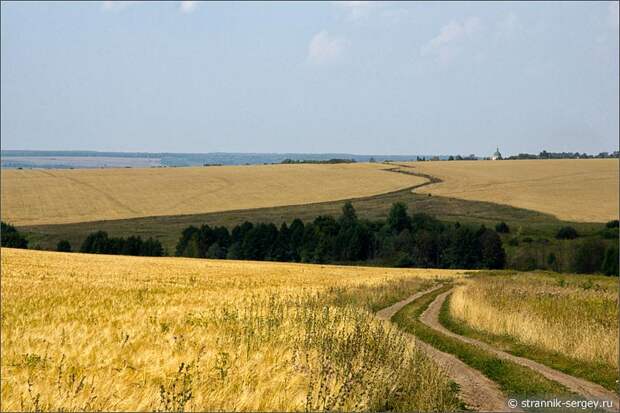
0;248;466;412
448;272;619;369
407;159;619;222
0;164;425;226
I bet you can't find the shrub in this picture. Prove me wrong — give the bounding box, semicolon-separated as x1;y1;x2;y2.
605;220;619;228
601;246;619;276
508;237;519;246
56;240;72;252
522;237;533;243
511;249;537;271
495;222;510;233
600;228;619;239
556;226;578;240
0;221;28;249
479;229;506;269
571;239;606;274
546;252;558;271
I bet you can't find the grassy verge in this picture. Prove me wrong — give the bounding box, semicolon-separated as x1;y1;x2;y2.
440;292;618;392
391;285;579;411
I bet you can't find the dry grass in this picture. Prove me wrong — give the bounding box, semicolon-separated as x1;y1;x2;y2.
0;163;425;226
448;272;619;369
407;159;619;222
1;248;465;412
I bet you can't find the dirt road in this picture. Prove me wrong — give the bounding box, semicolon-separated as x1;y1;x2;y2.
376;285;515;412
421;290;619;412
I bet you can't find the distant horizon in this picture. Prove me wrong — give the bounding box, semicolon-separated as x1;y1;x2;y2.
2;147;619;158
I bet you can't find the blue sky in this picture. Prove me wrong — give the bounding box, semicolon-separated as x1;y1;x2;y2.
1;1;618;156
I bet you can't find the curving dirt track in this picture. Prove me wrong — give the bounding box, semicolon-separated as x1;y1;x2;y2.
376;286;515;412
421;290;619;412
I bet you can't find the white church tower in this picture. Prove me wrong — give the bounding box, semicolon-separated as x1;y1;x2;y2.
491;146;502;160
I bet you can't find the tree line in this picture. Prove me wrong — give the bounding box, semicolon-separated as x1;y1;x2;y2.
79;231;164;256
174;202;507;270
0;222;28;248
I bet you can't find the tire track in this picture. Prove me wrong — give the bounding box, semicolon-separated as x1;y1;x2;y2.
421;290;619;412
376;285;515;412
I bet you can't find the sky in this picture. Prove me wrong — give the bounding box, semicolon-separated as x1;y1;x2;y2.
1;1;619;156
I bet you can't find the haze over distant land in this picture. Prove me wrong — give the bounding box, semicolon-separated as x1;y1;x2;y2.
1;2;618;155
0;150;430;168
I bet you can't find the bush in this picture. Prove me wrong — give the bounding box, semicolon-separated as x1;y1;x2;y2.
56;240;72;252
600;228;619;239
605;220;619;228
511;249;537;271
508;237;519;246
479;229;506;269
546;252;559;271
495;222;510;233
602;246;619;276
522;237;533;243
0;221;28;249
571;239;605;274
556;226;578;240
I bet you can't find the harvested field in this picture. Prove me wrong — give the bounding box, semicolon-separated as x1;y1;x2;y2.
0;248;465;412
406;159;619;222
0;163;426;226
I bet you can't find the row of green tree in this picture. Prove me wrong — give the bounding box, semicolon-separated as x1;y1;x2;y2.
79;231;164;256
174;202;507;270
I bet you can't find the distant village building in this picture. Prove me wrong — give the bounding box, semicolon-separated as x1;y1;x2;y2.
491;147;502;160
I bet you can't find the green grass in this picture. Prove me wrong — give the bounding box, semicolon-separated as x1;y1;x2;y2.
439;290;619;392
391;285;580;412
19;186;604;254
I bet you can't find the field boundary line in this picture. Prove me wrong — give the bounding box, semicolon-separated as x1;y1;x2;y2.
422;290;620;411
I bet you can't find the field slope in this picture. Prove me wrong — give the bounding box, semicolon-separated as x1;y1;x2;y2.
407;159;619;222
0;163;425;226
1;248;465;412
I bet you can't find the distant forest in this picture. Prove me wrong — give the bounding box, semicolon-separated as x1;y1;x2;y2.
504;150;620;160
1;203;617;275
173;202;507;270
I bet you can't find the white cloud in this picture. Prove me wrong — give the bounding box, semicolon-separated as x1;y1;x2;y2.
180;1;198;14
307;31;348;64
101;1;137;12
421;17;481;60
609;1;619;28
334;1;380;21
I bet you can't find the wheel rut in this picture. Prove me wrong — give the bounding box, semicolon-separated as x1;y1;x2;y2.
376;285;516;412
421;290;619;412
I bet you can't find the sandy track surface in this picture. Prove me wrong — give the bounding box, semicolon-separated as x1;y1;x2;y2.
376;286;514;412
422;290;619;412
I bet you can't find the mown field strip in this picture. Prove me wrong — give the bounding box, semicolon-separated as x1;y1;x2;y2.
422;290;619;411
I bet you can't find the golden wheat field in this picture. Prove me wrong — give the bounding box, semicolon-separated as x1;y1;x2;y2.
0;163;425;226
407;159;619;222
0;248;467;412
448;272;619;369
